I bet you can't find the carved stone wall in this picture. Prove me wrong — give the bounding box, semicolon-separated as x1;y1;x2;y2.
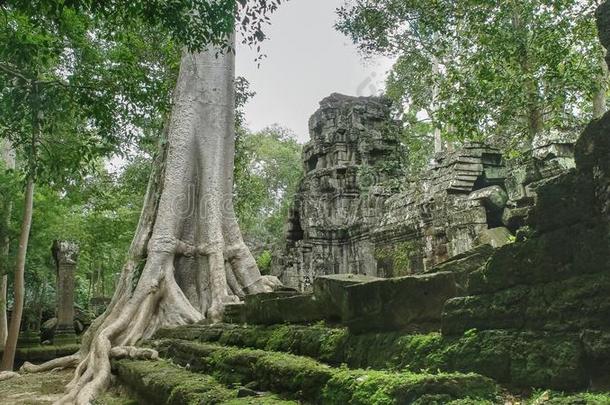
273;94;577;291
373;143;507;276
272;93;402;290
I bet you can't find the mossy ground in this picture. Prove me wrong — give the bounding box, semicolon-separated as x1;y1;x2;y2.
0;369;135;404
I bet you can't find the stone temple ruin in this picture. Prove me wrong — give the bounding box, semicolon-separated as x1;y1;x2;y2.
273;93;403;290
4;5;610;403
272;93;578;291
59;3;610;402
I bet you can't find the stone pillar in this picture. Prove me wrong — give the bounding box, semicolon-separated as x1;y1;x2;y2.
52;240;79;345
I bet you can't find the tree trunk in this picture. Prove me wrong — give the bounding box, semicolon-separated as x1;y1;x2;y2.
20;35;280;403
511;4;543;143
0;139;15;348
430;46;443;153
0;275;7;348
594;49;609;119
0;176;34;370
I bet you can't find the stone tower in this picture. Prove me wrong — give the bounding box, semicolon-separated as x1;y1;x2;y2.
272;93;403;291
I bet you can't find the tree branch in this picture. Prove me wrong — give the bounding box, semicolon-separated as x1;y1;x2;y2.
0;63;31;83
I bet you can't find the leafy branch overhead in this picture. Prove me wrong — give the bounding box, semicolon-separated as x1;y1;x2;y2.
337;0;608;154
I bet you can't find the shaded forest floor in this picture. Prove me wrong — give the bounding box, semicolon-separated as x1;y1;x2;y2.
0;369;135;404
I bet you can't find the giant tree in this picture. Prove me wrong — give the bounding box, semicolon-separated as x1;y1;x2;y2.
0;0;183;370
15;1;283;403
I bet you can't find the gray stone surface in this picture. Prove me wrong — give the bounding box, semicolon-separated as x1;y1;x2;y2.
52;240;79;345
272;93;402;290
273;93;577;291
373;143;507;276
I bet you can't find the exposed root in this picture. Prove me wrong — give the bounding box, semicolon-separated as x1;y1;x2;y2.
0;370;20;381
109;346;158;360
20;354;80;374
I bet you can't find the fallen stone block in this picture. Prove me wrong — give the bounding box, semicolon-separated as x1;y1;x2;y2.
342;271;459;333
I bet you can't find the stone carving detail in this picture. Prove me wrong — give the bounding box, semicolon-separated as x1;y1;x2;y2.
274;93;577;291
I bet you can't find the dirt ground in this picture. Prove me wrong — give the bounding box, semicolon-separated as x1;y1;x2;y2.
0;369;135;404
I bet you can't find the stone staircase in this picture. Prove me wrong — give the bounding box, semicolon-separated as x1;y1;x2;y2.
112;323;498;404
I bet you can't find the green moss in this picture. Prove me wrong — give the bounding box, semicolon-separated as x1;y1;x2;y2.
152;323;593;391
157;339;333;401
322;368;497;405
526;390;610;404
264;325;292;352
374;241;423;277
319;327;348;362
253;351;334;399
221;395;299;404
395;332;446;370
114;359;236;405
156;339;497;404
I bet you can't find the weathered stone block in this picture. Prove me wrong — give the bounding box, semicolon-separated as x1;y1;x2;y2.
313;274;380;320
341;272;459;333
244;294;323;325
467;223;610;295
222;303;246;324
445;330;588;390
501;206;530;230
16;331;40;348
442;272;610;335
468;185;508;212
475;227;512;248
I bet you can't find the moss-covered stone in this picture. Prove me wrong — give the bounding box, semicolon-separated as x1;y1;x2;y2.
113;359;235;405
374;240;425;277
154;339;334;401
443;272;610;335
467;223;610;296
313;274;380;321
243;294;324;325
0;344;80;369
152;323;593;390
154;338;499;404
321;368;497;405
342;271;459;333
444;330;587;390
527;390;610;405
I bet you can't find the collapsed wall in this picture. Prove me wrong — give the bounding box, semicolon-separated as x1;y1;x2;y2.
274;93;577;290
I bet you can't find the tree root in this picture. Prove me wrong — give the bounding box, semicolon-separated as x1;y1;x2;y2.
0;370;20;381
109;346;158;360
20;354;80;374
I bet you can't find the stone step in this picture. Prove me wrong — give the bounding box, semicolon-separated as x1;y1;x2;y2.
113;358;297;405
225;271;461;333
150;338;498;404
155;323;591;391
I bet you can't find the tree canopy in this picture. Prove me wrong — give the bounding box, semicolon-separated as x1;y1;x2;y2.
337;0;607;156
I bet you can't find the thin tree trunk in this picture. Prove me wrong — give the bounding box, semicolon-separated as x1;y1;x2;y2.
0;140;15;348
0;176;34;370
0;277;7;348
431;55;443;154
511;3;543;143
594;49;609;119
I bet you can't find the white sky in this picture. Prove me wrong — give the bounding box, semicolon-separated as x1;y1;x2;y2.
236;0;394;143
